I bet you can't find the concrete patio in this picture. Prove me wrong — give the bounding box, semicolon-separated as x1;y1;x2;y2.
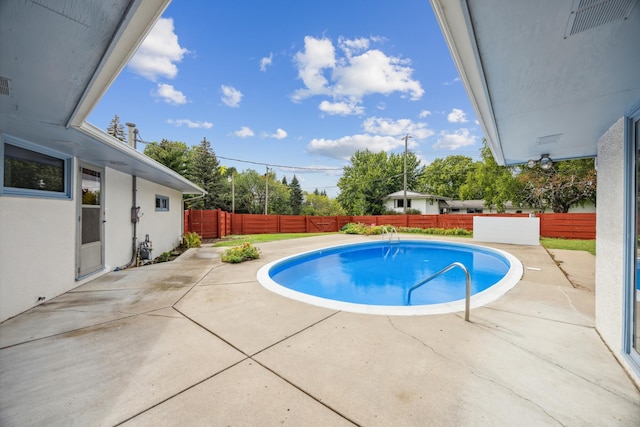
1;234;638;426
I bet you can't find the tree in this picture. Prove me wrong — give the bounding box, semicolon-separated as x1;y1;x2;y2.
418;155;475;199
337;150;423;215
514;158;597;213
106;114;126;143
143;139;191;177
459;140;519;212
301;192;346;216
234;169;265;214
288;175;303;215
189;137;224;209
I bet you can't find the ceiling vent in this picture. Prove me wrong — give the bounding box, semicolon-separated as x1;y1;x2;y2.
0;77;10;96
565;0;638;37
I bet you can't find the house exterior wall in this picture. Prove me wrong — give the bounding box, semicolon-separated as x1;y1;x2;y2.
0;164;186;322
0;195;76;321
595;118;626;361
385;198;438;214
135;177;184;257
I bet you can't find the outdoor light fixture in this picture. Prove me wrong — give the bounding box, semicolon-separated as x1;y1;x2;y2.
526;155;553;169
539;154;553;170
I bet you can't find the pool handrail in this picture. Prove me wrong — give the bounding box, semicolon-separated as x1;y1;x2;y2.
381;226;400;243
406;261;471;321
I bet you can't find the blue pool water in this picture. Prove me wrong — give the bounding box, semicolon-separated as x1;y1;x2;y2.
258;240;523;315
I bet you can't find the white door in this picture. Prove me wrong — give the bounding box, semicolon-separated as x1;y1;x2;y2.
77;164;104;278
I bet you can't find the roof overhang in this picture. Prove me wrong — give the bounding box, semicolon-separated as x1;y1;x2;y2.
430;0;640;165
0;0;204;195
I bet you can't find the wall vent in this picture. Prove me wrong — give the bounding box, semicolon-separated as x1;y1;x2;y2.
0;77;10;96
565;0;637;37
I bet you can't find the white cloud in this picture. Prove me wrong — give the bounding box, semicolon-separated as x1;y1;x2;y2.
128;18;189;81
292;36;423;104
307;134;403;160
154;83;187;105
338;36;370;57
234;126;254;137
260;53;273;72
318;100;364;116
443;77;461;85
167;119;213;128
433;128;477;150
362;117;434;140
270;128;288;139
447;108;468;123
418;110;432;118
221;85;243;107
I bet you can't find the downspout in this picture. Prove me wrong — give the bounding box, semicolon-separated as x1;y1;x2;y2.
115;123;140;270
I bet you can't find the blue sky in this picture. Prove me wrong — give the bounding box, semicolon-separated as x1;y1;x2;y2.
89;0;481;197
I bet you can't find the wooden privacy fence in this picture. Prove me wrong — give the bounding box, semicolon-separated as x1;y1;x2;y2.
184;210;596;240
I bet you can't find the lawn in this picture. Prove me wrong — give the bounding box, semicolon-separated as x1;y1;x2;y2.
540;237;596;255
213;232;596;255
213;233;334;247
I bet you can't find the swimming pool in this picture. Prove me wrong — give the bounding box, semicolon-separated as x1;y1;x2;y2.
257;240;523;315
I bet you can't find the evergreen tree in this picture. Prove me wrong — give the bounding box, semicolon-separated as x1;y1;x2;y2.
189;137;224;209
281;176;288;186
106;114;126;143
143;139;191;177
289;175;303;215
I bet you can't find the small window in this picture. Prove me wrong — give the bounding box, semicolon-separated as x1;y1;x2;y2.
1;136;72;199
395;199;411;208
155;195;169;211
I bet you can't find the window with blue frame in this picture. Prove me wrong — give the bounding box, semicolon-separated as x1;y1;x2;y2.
1;136;72;199
155;195;169;211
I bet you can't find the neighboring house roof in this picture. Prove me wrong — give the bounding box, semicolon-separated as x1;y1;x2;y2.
429;0;640;165
0;0;204;194
384;191;451;201
446;200;485;210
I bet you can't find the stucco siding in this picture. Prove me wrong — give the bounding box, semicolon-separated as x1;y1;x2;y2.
135;178;184;258
595;118;625;355
104;168;135;269
0;193;76;321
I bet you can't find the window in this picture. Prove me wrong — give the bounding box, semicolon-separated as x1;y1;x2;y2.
1;136;72;199
395;199;411;208
155;195;169;211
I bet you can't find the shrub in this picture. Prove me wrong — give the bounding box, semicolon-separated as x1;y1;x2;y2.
184;232;201;248
221;242;260;263
158;252;171;262
340;222;473;237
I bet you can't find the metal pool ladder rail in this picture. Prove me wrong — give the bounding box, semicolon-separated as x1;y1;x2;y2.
381;226;400;243
406;262;471;321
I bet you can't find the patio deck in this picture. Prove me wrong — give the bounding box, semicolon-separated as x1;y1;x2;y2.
1;234;638;426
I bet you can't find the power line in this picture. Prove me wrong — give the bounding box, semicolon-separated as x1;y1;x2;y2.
217;155;342;171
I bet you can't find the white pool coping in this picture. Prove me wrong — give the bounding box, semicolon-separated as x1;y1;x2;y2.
257;240;524;316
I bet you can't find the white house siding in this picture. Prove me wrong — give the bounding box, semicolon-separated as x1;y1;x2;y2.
595;119;627;368
135;177;184;259
0;195;76;321
0;166;186;322
104;168;135;270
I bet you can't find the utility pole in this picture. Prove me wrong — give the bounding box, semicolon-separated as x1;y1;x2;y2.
264;166;269;215
402;134;412;214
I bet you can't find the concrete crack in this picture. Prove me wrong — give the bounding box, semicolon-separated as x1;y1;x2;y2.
386;316;566;426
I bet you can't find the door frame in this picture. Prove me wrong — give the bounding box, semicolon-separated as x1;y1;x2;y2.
76;162;105;279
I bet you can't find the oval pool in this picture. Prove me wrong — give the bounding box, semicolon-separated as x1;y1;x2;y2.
257;240;523;316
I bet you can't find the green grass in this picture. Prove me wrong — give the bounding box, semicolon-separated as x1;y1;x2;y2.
540;237;596;255
213;233;334;247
